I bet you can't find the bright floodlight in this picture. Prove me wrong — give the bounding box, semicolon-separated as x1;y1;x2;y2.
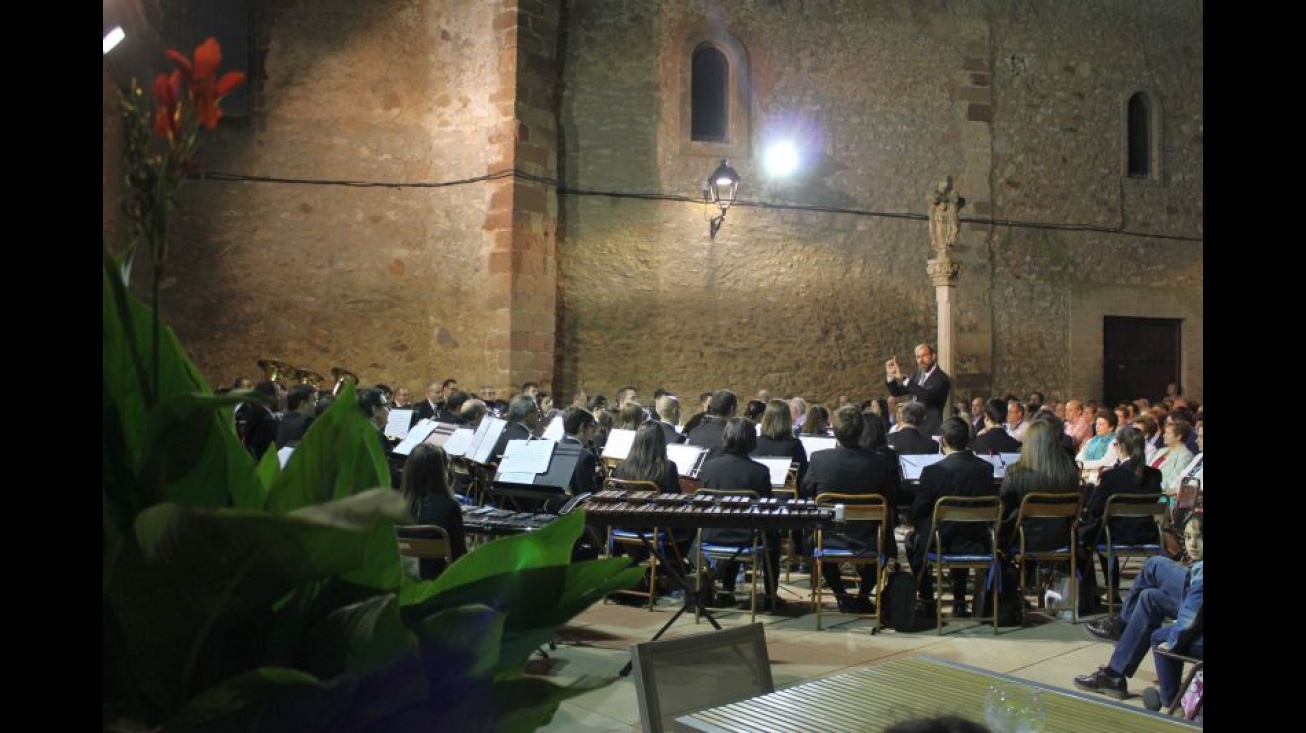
104;26;126;55
763;141;799;178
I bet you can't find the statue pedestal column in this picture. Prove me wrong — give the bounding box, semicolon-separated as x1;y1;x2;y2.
927;257;960;378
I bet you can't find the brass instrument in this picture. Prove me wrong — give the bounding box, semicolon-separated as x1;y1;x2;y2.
294;368;326;387
331;367;360;395
257;358;297;387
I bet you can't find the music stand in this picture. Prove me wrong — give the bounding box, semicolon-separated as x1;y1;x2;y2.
488;439;582;513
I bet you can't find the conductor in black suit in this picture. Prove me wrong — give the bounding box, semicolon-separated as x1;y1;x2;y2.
907;417;997;617
885;343;951;436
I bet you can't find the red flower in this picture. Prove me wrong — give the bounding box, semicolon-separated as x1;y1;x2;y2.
188;37;246;129
152;70;182;140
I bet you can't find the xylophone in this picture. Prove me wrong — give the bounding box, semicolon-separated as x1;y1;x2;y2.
461;505;558;535
578;489;834;531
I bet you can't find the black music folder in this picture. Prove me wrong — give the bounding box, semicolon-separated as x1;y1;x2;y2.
489;440;584;501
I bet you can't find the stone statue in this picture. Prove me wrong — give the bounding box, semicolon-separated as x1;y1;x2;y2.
928;176;964;256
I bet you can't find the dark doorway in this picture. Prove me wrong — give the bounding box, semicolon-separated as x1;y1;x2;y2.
1103;316;1181;405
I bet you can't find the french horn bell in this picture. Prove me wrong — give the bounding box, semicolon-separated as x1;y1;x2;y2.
257;358;297;386
331;367;360;395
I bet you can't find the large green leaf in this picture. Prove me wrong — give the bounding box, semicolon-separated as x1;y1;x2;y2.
140;391;264;509
411;604;505;688
165;667;352;733
107;500;400;714
299;594;420;682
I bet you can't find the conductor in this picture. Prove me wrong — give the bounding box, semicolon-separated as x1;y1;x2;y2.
885;343;951;436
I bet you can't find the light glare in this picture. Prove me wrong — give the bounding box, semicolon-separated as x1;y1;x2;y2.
763;141;799;178
104;26;126;55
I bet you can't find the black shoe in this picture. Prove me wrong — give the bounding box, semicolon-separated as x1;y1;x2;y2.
607;593;646;607
951;604;972;619
1084;616;1123;642
1142;687;1164;712
835;595;857;613
1073;667;1128;700
851;596;876;614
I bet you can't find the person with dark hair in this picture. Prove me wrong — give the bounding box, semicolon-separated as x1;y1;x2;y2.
681;391;714;435
1075;410;1119;484
884;343;952;436
1076;425;1163;613
995;420;1081;553
908;416;997;618
614;420;680;495
520;381;540;400
275;385;319;449
358;387;402;489
752;399;809;488
685;389;738;461
241;380;281;461
972;397;1022;455
399;444;468;580
591;407;615;453
800;403;831;436
587;394;609;416
615;385;639;409
743;399;767;423
697;417;779;609
616;401;648;431
887;401;939;456
559;406;602;498
445;390;472;424
1075;513;1203;703
803;406;900;613
1026;391;1045;414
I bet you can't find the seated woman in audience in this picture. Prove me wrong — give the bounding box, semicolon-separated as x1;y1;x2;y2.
996;419;1082;553
1129;413;1160;463
1075;410;1118;485
1152;418;1195;493
1076;426;1162;613
752;399;810;488
1074;512;1202;705
400;444;469;580
801;404;832;436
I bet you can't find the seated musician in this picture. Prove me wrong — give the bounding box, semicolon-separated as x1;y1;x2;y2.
752;399;809;488
560;406;603;497
654;394;683;446
800;404;832;436
802;406;899;614
907;417;997;618
1076;426;1163;614
241;381;281;461
608;421;691;597
459;398;488;429
489;394;545;462
275;385;318;449
886;401;940;456
444;390;472;424
358;388;402;489
971;398;1022;456
697;417;782;610
399;444;468;580
616;401;648;431
684;389;738;461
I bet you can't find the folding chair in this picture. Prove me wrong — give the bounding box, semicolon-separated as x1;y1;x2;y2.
1007;492;1081;624
630;622;773;733
395;524;452;580
1094;493;1166;617
812;492;889;630
603;478;681;610
919;495;1002;635
694;489;767;623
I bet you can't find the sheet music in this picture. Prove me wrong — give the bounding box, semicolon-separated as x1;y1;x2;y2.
422;422;459;447
499;438;556;475
666;443;708;477
384;408;414;440
277;445;295;469
899;453;946;481
1000;452;1021;466
392;419;438;456
799;435;836;457
443;427;475;457
977;454;1009;479
468;417;508;465
755;457;795;488
601;428;636;461
542;415;565;442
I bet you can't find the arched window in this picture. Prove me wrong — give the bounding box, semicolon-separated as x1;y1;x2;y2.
691;46;728;142
1127;92;1150;178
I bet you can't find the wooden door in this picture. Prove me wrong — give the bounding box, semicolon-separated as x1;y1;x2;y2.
1103;317;1181;406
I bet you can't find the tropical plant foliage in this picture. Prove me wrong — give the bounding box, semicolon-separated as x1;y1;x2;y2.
103;37;641;733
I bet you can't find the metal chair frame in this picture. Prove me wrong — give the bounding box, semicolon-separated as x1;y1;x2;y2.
694;489;768;623
919;495;1002;635
1094;493;1166;617
1007;492;1082;625
604;478;680;610
812;492;888;631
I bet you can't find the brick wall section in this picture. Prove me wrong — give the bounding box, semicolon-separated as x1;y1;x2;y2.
114;0;1201;406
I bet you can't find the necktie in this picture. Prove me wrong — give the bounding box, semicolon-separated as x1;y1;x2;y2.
918;372;926;385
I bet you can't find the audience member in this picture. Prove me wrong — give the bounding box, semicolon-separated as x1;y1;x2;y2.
972;397;1022;455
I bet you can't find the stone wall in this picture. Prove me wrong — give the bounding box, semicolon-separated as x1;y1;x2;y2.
111;0;1202;406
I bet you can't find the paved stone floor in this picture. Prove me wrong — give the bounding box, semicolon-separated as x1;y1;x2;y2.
530;562;1182;732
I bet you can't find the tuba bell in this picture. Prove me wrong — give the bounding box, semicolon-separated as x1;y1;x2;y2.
331;367;360;395
257;358;298;387
294;368;326;387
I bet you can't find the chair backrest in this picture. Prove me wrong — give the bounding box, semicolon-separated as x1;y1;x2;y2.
631;622;774;733
1101;492;1166;545
1012;492;1080;554
931;494;1002;524
394;524;452;562
815;492;889;523
605;478;662;493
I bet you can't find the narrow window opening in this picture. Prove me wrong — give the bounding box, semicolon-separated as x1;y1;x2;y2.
1127;93;1150;178
692;46;728;142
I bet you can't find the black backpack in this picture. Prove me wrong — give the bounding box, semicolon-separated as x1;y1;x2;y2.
973;560;1025;627
881;562;933;632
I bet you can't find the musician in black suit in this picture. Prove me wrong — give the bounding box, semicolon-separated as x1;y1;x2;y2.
412;381;442;425
654;395;684;445
559;407;602;497
908;417;997;617
489;394;544;463
275;385;318;449
242;381;281;461
803;406;900;613
887;402;941;456
885;343;951;436
751;399;809;488
1077;426;1163;613
359;388;402;489
971;398;1023;455
697;417;780;609
684;389;737;461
